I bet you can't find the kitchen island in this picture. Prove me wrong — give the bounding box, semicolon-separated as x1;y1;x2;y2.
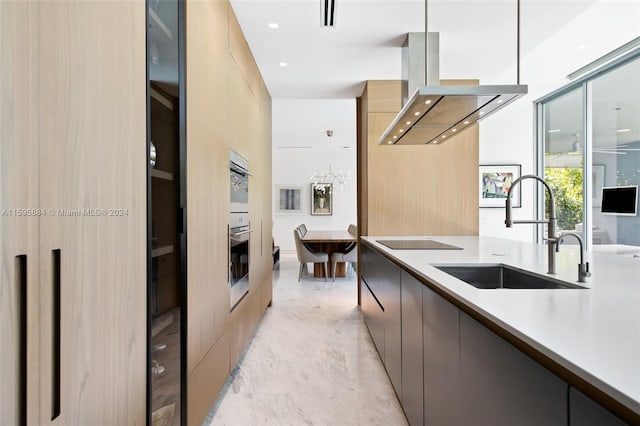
360;236;640;425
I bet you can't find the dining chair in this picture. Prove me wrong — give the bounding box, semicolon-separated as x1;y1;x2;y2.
331;243;358;282
293;228;328;282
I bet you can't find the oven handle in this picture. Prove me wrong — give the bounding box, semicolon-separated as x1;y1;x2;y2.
230;229;253;237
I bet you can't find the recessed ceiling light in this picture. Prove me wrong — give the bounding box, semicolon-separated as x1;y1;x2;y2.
452;128;457;132
406;121;411;125
393;135;397;139
399;129;404;133
479;111;485;116
464;121;469;125
441;135;446;139
268;23;279;29
497;99;503;104
616;128;631;133
577;44;587;49
279;62;288;67
414;112;421;116
425;100;432;105
547;129;562;133
387;141;393;144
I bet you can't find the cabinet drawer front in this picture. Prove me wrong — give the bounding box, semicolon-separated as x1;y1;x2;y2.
460;313;567;426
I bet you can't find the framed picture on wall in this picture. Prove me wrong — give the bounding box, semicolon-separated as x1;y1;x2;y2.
311;183;333;215
276;185;303;214
479;164;522;208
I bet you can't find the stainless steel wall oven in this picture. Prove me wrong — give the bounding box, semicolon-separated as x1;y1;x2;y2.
229;151;250;309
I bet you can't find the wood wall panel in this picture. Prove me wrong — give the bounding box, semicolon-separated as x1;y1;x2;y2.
361;81;479;237
229;291;261;368
187;0;272;423
366;81;403;113
0;1;41;423
186;0;232;374
37;1;147;423
187;330;230;426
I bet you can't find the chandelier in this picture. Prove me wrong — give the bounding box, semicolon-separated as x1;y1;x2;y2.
310;164;351;190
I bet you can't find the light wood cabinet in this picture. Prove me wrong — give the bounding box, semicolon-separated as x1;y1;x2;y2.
1;1;147;424
0;1;40;424
185;1;272;424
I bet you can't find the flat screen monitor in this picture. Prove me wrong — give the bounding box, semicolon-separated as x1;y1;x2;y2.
600;185;638;216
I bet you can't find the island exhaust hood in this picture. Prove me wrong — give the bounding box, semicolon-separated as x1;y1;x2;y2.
379;1;527;146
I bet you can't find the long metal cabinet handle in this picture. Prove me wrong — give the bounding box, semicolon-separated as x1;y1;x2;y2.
227;225;231;284
16;255;27;426
230;229;253;237
51;249;61;420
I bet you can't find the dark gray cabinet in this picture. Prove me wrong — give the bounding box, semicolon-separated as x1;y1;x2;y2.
459;313;568;426
569;388;625;426
401;271;424;426
361;279;384;359
360;242;632;426
361;244;401;397
381;258;401;397
423;282;460;426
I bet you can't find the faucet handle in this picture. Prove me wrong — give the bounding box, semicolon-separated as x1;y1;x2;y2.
544;237;561;252
584;262;591;277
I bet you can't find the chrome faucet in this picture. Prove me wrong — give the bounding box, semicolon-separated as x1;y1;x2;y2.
558;232;591;282
505;175;559;274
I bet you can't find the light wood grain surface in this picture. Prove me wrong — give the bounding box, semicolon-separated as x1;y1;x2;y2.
38;1;147;423
361;80;479;237
0;1;41;424
186;0;232;376
302;230;358;243
186;1;272;423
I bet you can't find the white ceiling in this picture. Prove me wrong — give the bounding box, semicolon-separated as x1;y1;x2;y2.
229;0;598;98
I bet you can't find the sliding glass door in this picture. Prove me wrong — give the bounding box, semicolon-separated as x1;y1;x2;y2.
590;57;640;248
536;53;639;251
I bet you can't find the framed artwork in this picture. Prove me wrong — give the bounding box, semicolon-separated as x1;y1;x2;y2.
479;164;522;208
592;164;605;208
276;185;303;214
311;183;333;215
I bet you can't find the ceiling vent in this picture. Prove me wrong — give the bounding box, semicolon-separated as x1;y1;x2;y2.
321;0;336;27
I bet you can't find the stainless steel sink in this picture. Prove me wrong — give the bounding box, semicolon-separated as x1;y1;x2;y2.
432;264;587;289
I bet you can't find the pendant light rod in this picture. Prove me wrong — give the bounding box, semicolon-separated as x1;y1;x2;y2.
424;0;430;84
517;0;521;84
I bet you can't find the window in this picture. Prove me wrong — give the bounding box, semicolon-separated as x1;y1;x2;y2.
536;53;640;251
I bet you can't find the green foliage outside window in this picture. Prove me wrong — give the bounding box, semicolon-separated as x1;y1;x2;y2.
544;167;583;231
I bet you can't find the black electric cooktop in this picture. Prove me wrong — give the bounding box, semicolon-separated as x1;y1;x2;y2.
376;239;463;250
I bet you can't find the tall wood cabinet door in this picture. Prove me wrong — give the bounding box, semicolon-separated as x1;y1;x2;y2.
37;2;147;424
0;2;41;424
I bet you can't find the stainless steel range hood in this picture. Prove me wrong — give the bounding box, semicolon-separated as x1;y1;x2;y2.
380;22;528;146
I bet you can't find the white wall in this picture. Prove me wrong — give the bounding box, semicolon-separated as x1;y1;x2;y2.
477;0;640;241
272;99;357;252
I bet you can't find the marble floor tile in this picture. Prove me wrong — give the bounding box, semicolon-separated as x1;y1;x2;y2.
204;253;407;426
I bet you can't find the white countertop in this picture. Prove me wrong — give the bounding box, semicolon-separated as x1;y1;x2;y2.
361;236;640;416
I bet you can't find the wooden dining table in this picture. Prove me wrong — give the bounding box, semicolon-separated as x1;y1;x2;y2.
301;230;357;278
